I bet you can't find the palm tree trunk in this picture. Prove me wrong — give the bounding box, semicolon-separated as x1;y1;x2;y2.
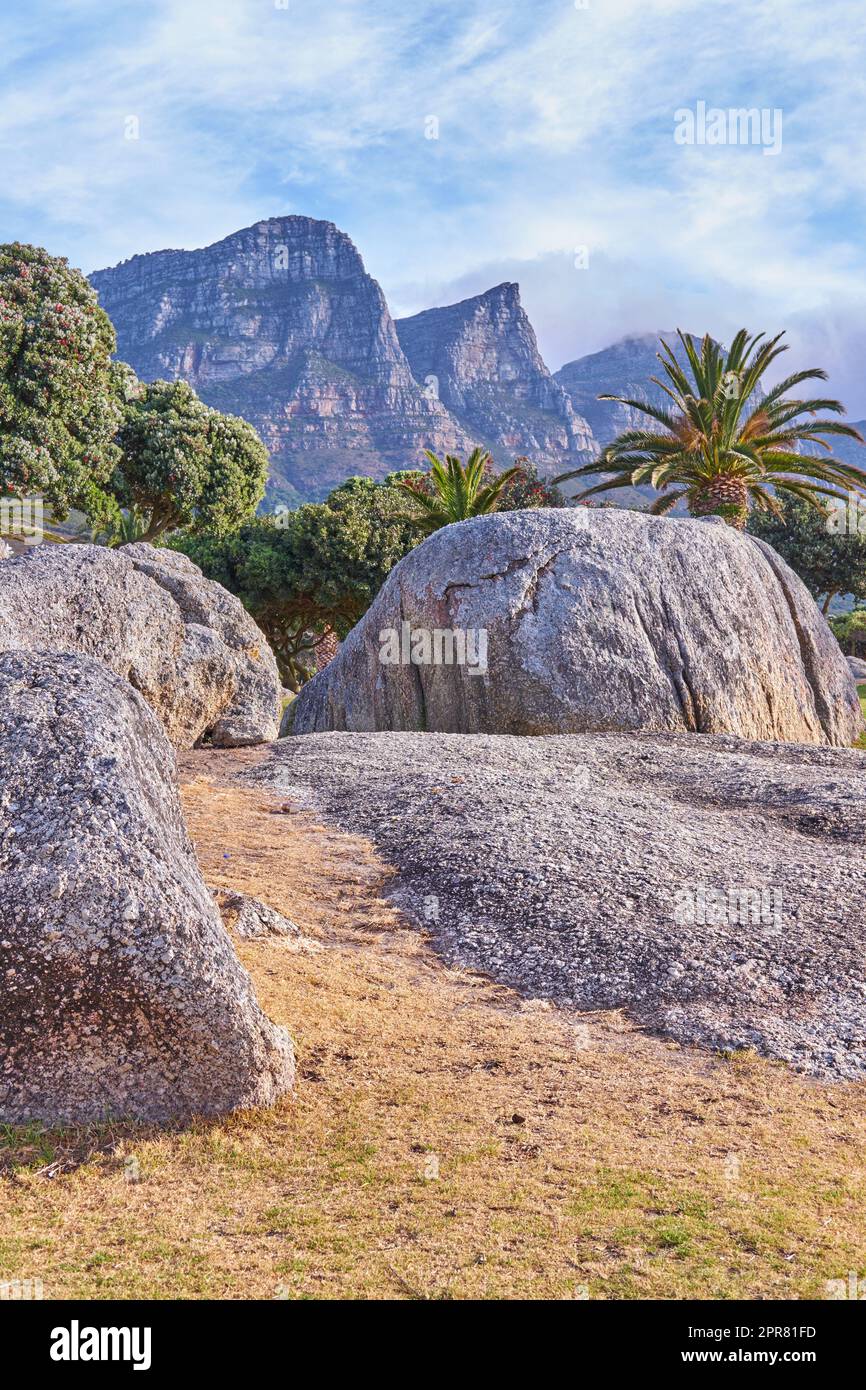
689;477;749;528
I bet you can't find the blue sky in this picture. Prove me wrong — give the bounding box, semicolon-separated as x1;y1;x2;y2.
2;0;865;410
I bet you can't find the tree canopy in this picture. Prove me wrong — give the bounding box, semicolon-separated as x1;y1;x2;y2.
0;242;125;517
174;474;418;689
747;495;866;614
112;379;269;542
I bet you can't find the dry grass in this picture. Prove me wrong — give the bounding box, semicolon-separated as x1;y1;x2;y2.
2;747;865;1300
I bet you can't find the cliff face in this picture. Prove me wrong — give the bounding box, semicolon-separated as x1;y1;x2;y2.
396;283;595;470
554;332;690;448
90;217;471;504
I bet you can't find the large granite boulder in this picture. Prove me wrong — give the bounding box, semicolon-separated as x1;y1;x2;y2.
0;651;294;1124
289;508;862;746
120;543;280;747
0;542;280;748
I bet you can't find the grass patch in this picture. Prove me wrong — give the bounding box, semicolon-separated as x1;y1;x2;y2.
854;685;866;747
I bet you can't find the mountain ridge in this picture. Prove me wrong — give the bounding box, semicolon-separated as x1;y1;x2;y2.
395;282;595;469
91;217;602;503
90;217;864;507
91;215;472;505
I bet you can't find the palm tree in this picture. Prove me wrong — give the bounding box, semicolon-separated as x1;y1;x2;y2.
552;330;866;528
72;502;148;547
397;447;520;536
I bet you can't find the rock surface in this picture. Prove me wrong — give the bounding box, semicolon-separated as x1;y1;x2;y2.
258;729;866;1080
121;543;281;747
396;283;595;472
847;654;866;681
0;651;294;1124
0;542;280;748
216;889;318;949
91;217;472;505
289;508;863;747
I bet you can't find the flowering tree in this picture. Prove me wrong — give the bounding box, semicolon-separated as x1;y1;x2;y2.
0;242;125;516
113;379;269;542
496;456;565;509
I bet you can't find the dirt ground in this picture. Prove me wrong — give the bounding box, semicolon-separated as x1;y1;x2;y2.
1;745;865;1300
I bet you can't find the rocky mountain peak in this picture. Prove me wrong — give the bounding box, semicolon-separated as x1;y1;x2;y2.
396;283;595;466
91;218;471;505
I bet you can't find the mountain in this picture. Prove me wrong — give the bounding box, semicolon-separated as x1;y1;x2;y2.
396;283;595;470
90;216;472;505
96;225;856;512
814;422;866;471
91;229;600;505
554;331;694;448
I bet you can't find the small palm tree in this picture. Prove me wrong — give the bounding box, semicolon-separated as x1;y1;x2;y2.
397;447;520;536
79;503;149;547
553;330;866;528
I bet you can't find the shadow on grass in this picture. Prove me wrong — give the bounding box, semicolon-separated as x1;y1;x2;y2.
0;1113;227;1180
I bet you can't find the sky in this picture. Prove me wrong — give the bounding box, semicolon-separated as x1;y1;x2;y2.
2;0;865;410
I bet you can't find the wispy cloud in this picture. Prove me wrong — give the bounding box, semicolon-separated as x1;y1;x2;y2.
1;0;864;409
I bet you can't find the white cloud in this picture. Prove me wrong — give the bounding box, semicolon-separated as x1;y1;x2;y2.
1;0;864;409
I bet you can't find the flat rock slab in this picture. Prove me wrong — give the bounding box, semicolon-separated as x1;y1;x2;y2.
259;730;866;1080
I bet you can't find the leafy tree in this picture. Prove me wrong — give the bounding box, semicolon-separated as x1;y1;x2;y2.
396;447;520;536
829;608;866;657
113;379;269;542
553;329;866;528
0;242;126;516
496;457;565;509
174;475;418;689
748;496;866;614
